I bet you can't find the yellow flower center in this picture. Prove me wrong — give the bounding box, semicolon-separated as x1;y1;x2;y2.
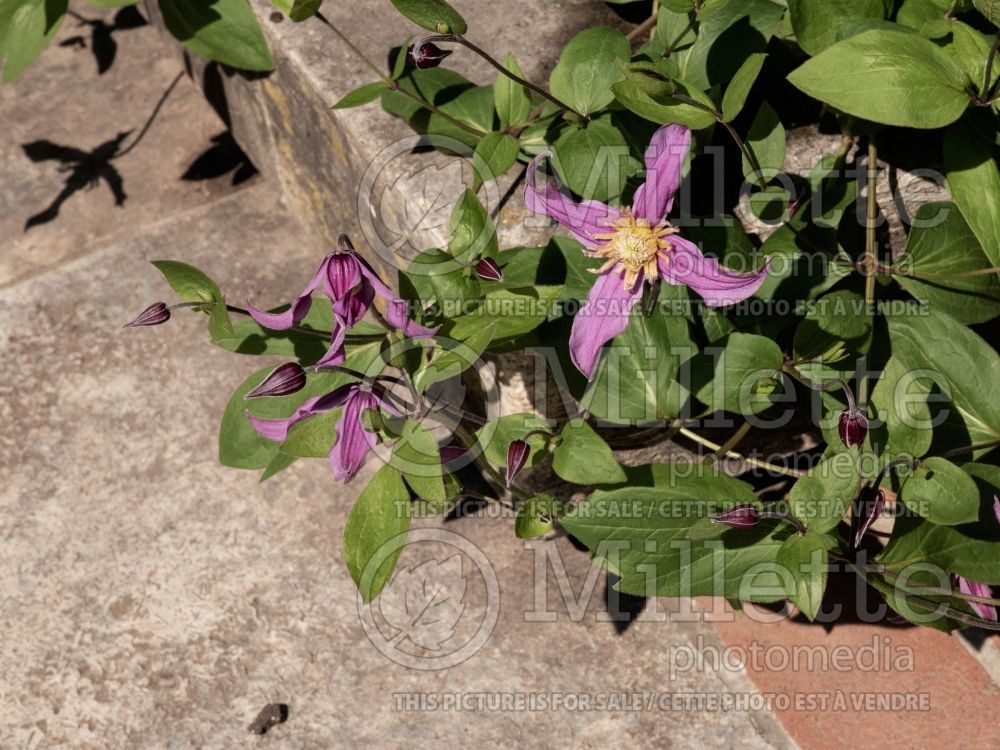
591;209;677;290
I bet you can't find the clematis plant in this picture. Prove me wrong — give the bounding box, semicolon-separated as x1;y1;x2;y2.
524;124;770;378
126;0;1000;632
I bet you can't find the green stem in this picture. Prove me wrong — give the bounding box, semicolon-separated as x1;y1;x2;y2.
710;421;752;462
859;138;878;410
677;427;804;478
941;438;1000;458
627;12;658;43
660;12;698;58
420;33;581;118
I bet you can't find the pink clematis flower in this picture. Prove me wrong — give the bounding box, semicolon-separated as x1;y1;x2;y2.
248;234;437;368
524;123;771;378
247;382;399;482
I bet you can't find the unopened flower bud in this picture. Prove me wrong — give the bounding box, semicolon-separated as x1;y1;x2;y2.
245;362;307;399
852;484;885;548
994;495;999;525
505;439;530;487
711;504;759;529
124;302;170;328
839;408;868;449
439;445;467;466
410;42;452;69
474;257;503;282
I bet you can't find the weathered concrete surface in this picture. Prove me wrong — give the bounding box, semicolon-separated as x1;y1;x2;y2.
0;2;250;289
0;186;792;749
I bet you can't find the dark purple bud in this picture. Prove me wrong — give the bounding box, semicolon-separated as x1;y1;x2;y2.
994;495;999;525
852;484;885;548
124;302;170;328
439;445;467;466
711;504;759;530
505;439;530;487
474;257;503;283
245;362;307;399
838;409;869;449
409;42;452;69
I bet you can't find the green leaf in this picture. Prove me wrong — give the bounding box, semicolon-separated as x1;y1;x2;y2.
688;333;784;414
561;474;796;599
0;0;67;82
552;117;639;204
974;0;1000;25
150;259;222;303
448;188;497;261
895;203;1000;324
447;285;563;342
474;412;551;468
899;456;980;525
721;52;767;121
787;29;969;128
413;323;495;392
582;290;694;424
548;27;630;115
611;74;717;130
471;131;519;189
777;534;829;620
515;494;560;539
158;0;273;71
788;448;860;533
887;310;1000;449
280;408;339;457
869;356;934;459
742;101;785;180
494;52;532;127
86;0;139;6
944;121;1000;269
390;37;412;81
680;0;784;90
551;419;627;485
343;464;412;603
393;420;446;503
792;290;873;364
288;0;321;21
332;81;389;109
788;0;885;56
259;450;297;482
389;0;466;33
879;463;1000;584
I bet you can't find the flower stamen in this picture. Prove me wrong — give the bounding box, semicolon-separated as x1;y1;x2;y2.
589;208;677;289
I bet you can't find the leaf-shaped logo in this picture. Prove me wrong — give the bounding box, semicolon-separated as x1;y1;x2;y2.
380;554;467;652
378;160;463;243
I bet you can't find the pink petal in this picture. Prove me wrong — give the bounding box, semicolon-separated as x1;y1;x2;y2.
569;268;644;379
248;255;330;329
659;234;770;307
632;124;691;223
524;153;620;249
956;575;997;622
330;390;382;482
314;316;348;369
246;383;355;442
325;253;375;327
354;253;439;337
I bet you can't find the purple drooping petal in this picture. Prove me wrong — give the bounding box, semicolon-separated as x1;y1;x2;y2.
246;382;358;442
354;254;439;337
954;575;997;622
524;154;620;249
632;124;690;223
569;268;644;379
659;235;770;307
325;252;375;327
248;255;330;330
314;316;348;369
330;389;382;482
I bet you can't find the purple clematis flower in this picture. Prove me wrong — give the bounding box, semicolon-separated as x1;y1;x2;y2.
248;234;437;368
524;123;771;378
247;382;399;482
951;574;997;623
